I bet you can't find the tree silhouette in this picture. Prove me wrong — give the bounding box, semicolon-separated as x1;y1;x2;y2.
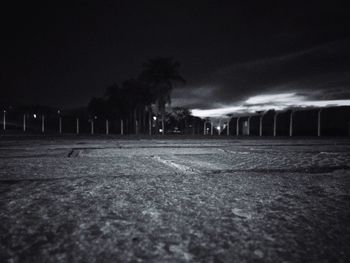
103;80;154;134
139;57;185;134
105;83;131;120
86;58;185;135
122;79;153;134
172;107;190;132
88;97;107;118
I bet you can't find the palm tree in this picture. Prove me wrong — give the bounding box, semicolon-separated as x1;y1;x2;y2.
139;57;185;134
172;107;191;133
104;80;153;134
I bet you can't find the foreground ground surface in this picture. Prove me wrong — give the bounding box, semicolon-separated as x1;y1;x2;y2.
0;136;350;262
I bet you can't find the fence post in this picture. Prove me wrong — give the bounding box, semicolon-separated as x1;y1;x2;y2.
317;109;322;137
227;120;230;136
23;114;26;132
273;112;279;137
59;116;62;134
3;110;6;131
106;120;109;135
41;115;45;133
121;119;124;135
289;111;294;137
247;116;252;136
161;115;165;135
149;111;152;135
236;117;240;136
76;118;79;135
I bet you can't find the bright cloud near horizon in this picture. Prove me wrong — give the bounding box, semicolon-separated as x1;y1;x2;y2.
190;93;350;118
172;40;350;119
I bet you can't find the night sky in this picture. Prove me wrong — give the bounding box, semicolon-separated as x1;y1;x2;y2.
1;1;349;115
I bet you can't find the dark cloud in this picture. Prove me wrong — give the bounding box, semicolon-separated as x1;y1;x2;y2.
0;1;349;109
175;39;350;109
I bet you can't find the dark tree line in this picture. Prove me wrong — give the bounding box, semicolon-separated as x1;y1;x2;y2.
88;57;186;134
1;57;206;134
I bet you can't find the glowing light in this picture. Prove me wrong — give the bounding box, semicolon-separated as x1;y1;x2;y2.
217;126;221;130
159;128;163;133
153;116;157;120
33;114;37;118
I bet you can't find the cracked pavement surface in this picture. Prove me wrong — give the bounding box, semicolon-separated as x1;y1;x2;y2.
0;137;350;262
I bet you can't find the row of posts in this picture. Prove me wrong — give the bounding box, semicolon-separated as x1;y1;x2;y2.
2;106;163;135
2;109;324;136
1;111;128;135
203;109;323;137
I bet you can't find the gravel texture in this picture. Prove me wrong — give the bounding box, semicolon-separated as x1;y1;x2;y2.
0;137;350;262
